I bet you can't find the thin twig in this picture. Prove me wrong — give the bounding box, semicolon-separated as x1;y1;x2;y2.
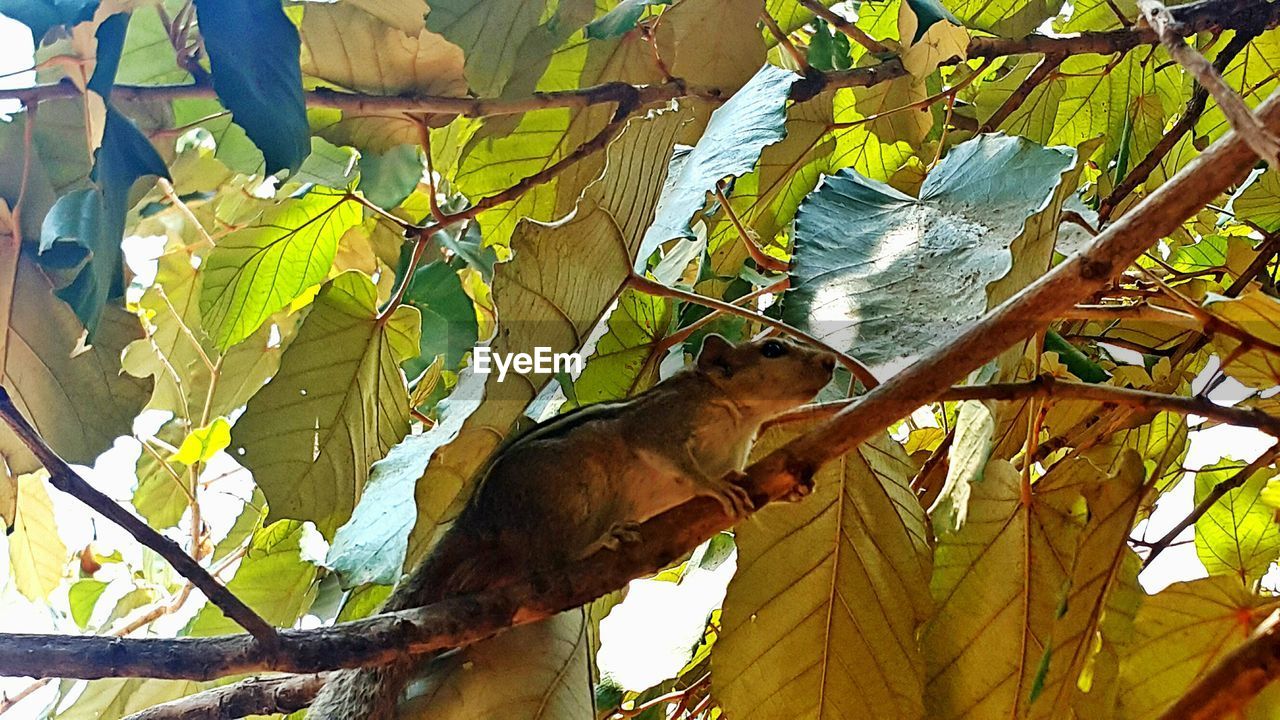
771;374;1280;438
1099;26;1257;223
0;390;279;646
627;274;879;389
980;54;1065;133
121;674;326;720
1141;445;1280;567
760;12;809;71
1140;0;1280;166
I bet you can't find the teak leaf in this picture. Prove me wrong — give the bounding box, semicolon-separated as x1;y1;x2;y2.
231;271;418;537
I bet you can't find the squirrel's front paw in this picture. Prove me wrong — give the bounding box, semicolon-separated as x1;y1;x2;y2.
701;472;756;518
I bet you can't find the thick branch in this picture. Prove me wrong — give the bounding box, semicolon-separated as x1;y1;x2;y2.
0;390;278;645
0;78;1275;691
120;675;325;720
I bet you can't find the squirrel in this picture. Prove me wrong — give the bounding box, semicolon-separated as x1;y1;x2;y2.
307;334;837;720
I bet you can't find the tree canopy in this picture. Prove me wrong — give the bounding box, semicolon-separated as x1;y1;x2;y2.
1;0;1280;719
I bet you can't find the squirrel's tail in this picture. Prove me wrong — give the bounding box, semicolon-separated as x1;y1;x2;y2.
306;528;493;720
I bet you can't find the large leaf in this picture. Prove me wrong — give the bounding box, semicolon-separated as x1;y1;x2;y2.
639;63;798;262
187;520;319;636
193;0;309;174
200;192;361;350
231;271;419;537
942;0;1058;38
653;0;768;91
1;254;152;473
398;610;594;719
1027;451;1145;719
301;2;467;153
55;679;201;720
326;368;485;588
714;427;932;719
1117;576;1280;719
1194;459;1280;587
425;0;555;96
922;459;1089;720
784;134;1075;369
8;472;65;601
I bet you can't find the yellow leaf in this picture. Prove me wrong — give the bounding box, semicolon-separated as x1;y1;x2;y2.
1205;290;1280;389
923;459;1088;719
714;427;932;719
170;417;231;466
8;472;66;601
1118;576;1280;719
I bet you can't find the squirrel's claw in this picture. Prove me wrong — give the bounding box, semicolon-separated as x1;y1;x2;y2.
702;472;755;518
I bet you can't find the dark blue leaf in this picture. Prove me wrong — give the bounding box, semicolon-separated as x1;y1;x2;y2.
0;0;97;42
357;145;421;209
86;11;127;97
193;0;309;175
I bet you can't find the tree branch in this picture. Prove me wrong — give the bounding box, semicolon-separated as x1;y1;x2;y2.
0;72;1275;692
1098;22;1258;222
120;675;326;720
772;375;1280;437
0;390;279;646
1140;0;1280;166
1140;446;1280;569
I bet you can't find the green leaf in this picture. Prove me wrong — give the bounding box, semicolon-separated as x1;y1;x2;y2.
784;134;1075;368
186;520;319;636
193;0;309;174
214;489;265;562
585;0;671;39
942;0;1057;41
714;428;932;719
425;0;554;96
639;64;798;261
570;289;671;406
0;254;152;474
1194;459;1280;586
327;368;485;587
1234;171;1280;232
922;459;1088;720
1204;290;1280;389
200;192;361;350
55;678;201;720
400;261;479;377
398;609;593;719
358;145;423;209
39;106;169;335
806;18;852;71
132;426;190;530
122;250;282;421
9;473;66;602
291;137;358;189
231;271;419;537
931;397;994;530
1027;451;1145;718
0;0;96;41
68;578;109;629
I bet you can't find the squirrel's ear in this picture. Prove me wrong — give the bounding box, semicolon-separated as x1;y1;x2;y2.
697;334;735;376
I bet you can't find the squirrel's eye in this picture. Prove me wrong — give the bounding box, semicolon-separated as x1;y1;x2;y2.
761;340;787;358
